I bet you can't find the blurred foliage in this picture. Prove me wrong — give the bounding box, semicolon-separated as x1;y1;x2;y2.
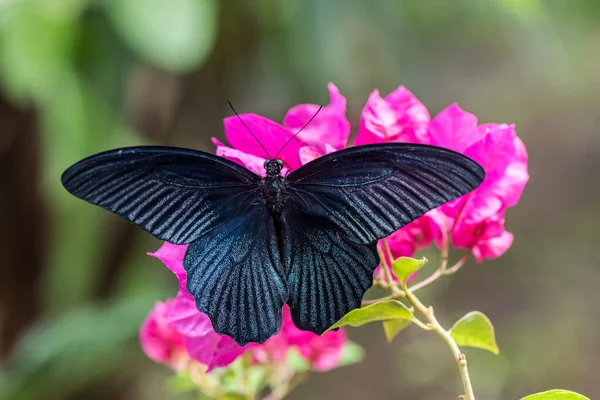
0;0;599;399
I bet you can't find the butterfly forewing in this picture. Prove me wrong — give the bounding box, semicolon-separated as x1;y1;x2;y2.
61;146;261;244
286;143;485;244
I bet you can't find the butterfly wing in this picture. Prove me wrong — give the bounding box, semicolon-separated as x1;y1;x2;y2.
61;146;261;244
184;199;287;345
281;201;378;334
286;143;485;244
282;143;484;333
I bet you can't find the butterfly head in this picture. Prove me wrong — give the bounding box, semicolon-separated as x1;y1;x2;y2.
264;159;284;177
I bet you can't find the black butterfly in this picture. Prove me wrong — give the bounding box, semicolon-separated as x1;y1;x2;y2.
62;142;484;345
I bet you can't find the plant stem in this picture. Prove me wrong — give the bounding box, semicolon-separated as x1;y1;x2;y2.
376;244;404;297
408;250;471;293
403;282;475;400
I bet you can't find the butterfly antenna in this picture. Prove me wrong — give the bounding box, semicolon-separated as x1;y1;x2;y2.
274;105;323;160
227;101;271;159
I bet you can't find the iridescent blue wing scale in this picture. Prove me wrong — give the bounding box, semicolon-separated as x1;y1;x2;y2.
61;146;261;245
283;143;485;333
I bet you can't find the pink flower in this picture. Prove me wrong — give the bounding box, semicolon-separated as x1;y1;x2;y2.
252;305;347;372
140;299;186;367
148;242;188;294
213;83;527;265
212;138;270;176
216;83;349;171
149;242;347;372
441;123;529;226
284;82;351;152
423;103;484;152
355;86;430;145
167;293;251;371
148;243;249;372
452;212;514;262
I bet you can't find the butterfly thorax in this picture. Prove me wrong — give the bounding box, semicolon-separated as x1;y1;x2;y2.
261;159;286;213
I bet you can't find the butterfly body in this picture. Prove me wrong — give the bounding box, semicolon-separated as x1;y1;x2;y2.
62;143;485;345
260;160;287;214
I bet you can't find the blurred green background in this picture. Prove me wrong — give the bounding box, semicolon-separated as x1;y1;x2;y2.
0;0;598;399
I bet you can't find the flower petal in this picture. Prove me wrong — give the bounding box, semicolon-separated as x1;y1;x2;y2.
355;86;430;145
426;103;483;152
223;113;303;170
140;299;186;366
444;123;527;224
452;212;514;262
284;83;351;150
167;293;214;337
167;293;249;371
212;138;269;176
148;242;188;294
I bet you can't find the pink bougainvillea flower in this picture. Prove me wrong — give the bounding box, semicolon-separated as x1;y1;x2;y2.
167;293;250;371
148;242;189;295
140;299;186;367
212;138;271;176
424;104;484;153
479;124;529;209
355;86;430;145
442;123;529;225
452;212;514;262
284;82;351;151
149;243;249;371
220;83;349;171
252;305;347;372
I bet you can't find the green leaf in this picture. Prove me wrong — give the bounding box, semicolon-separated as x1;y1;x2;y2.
520;389;590;400
326;300;415;331
338;341;364;367
449;311;500;355
382;319;411;343
105;0;217;72
391;257;427;282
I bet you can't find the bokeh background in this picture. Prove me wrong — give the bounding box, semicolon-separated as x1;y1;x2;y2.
1;0;599;399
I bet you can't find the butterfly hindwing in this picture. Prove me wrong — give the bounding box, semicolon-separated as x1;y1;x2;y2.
184;199;288;345
61;146;261;244
286;143;485;244
281;201;379;334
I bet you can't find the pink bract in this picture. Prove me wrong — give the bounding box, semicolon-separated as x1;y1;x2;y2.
252;305;347;372
425;104;483;152
140;299;186;367
168;293;250;371
452;212;514;262
355;86;430;145
442;123;529;225
148;243;188;297
148;243;249;371
284;82;351;151
220;83;350;171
